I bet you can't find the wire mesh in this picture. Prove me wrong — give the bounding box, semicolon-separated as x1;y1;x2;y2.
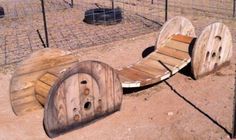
0;0;165;66
0;0;236;66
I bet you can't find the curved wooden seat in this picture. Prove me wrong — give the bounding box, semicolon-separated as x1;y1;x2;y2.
118;34;195;88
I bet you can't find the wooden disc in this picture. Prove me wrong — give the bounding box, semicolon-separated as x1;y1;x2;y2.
43;60;123;138
155;16;196;49
191;22;233;79
10;48;79;116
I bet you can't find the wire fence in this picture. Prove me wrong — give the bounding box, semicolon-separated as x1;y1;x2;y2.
0;0;236;66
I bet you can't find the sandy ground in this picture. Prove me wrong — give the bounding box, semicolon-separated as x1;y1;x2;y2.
0;29;235;140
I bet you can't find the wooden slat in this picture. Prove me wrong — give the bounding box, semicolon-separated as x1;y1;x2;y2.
172;34;194;44
149;52;183;67
165;40;189;52
157;46;190;60
16;54;77;76
39;73;58;86
141;59;174;72
13;101;42;116
11;86;34;101
132;64;164;77
118;67;153;81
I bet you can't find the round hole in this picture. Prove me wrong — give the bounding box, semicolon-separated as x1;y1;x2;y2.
84;101;92;110
218;56;221;59
214;63;218;68
212;52;216;58
81;80;87;84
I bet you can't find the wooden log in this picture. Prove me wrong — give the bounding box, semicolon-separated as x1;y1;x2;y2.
43;60;123;138
155;16;196;49
191;22;233;79
10;48;79;116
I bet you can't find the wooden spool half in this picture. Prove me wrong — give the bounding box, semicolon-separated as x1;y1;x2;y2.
191;22;233;79
39;61;123;138
156;16;196;49
10;48;79;116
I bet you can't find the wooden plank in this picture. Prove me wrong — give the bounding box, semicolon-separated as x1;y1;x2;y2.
35;94;46;106
64;74;81;124
165;40;190;52
149;52;183;67
39;73;58;86
141;58;174;72
16;54;78;76
78;74;95;122
13;101;42;116
118;67;153;82
132;64;164;77
11;86;34;101
172;34;194;44
35;81;51;98
11;95;37;107
55;83;68;126
157;46;190;60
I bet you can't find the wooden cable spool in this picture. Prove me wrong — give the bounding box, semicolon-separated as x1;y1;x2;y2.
10;48;79;116
10;48;122;138
191;22;233;79
118;16;196;88
38;60;123;138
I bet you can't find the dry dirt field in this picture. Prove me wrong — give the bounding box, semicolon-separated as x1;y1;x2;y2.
0;0;235;140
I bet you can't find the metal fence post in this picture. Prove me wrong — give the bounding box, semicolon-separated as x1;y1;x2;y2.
40;0;49;48
71;0;74;8
165;0;168;21
232;67;236;138
112;0;115;9
233;0;236;17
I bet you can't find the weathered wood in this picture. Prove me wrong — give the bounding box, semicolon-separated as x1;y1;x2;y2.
119;34;194;88
43;61;123;138
155;16;196;49
10;48;79;116
191;22;233;79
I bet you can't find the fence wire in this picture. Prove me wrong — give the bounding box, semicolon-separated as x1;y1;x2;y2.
0;0;236;66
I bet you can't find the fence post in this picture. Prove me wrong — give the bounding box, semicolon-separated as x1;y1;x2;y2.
232;65;236;138
40;0;49;48
233;0;236;17
165;0;168;21
112;0;114;9
71;0;74;8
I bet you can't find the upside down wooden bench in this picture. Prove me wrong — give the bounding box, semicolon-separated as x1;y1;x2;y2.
9;16;233;138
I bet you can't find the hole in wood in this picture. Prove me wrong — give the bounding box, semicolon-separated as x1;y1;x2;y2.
84;88;90;95
215;36;222;41
206;51;210;61
84;101;92;110
212;52;216;58
81;80;87;84
73;108;78;112
219;46;222;53
214;63;218;68
219;56;221;59
74;114;80;121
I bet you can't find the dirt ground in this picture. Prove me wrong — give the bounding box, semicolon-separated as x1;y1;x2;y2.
0;0;235;139
0;27;235;140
